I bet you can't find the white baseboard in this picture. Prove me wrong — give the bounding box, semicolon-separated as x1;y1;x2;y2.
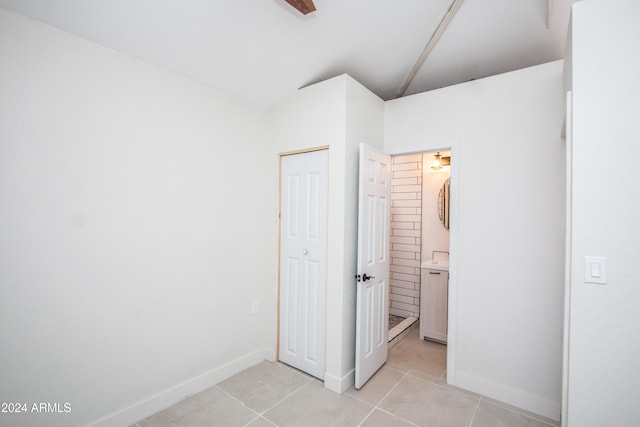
88;347;274;427
324;368;354;394
455;371;560;422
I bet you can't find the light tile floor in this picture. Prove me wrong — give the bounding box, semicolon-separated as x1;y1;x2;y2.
132;326;559;427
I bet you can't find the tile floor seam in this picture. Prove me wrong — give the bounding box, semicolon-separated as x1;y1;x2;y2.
254;376;313;417
342;386;382;406
531;416;561;426
466;397;482;427
374;370;480;427
406;369;479;400
406;368;446;384
243;414;278;427
214;383;263;419
478;397;560;427
355;406;378;427
344;390;376;408
240;414;262;427
373;372;409;408
405;370;451;389
360;369;413;423
345;367;406;408
374;407;421;427
383;363;408;375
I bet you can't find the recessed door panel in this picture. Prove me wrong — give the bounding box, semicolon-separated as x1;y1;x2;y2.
307;172;321;241
284;257;299;355
287;174;301;239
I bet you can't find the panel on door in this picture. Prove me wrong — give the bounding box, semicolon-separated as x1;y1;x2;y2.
355;143;391;389
279;150;328;380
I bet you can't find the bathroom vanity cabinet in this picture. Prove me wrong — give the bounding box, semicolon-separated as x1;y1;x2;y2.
420;268;449;343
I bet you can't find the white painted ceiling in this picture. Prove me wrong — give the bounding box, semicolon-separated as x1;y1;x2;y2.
0;0;578;108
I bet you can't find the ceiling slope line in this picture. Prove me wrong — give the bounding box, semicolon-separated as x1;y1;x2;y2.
396;0;465;98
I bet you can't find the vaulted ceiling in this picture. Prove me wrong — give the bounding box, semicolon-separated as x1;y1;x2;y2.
0;0;579;108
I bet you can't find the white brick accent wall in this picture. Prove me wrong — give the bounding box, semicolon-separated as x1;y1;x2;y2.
389;154;422;318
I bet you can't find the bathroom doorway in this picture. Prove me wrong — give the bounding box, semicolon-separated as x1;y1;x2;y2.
387;150;451;372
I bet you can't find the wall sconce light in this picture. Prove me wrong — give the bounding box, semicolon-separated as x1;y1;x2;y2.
431;152;451;170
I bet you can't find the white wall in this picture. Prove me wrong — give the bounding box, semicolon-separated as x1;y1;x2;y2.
270;75;383;393
385;61;565;420
567;1;640;425
343;77;385;380
421;153;450;263
270;75;348;392
0;9;276;427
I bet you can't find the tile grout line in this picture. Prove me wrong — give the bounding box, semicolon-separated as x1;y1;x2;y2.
355;406;378;427
348;368;411;409
404;369;453;390
252;376;314;417
216;362;314;426
214;383;264;424
374;407;421;427
354;370;419;427
383;363;409;375
376;370;410;405
242;414;279;427
379;369;464;427
399;368;559;427
467;398;482;427
478;396;560;427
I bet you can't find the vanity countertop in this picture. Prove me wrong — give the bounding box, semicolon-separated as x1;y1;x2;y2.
421;260;449;272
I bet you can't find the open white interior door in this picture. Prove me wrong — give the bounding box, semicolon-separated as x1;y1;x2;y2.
355;143;391;389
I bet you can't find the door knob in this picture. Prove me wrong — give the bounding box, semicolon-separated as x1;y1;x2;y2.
362;273;375;282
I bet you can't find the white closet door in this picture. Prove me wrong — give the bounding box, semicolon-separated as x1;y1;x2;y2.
279;150;328;380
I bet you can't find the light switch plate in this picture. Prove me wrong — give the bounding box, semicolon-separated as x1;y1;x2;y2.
584;256;607;285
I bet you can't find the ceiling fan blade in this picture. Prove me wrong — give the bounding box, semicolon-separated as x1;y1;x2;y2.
284;0;316;15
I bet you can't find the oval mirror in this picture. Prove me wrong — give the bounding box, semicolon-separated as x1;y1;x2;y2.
438;178;450;230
